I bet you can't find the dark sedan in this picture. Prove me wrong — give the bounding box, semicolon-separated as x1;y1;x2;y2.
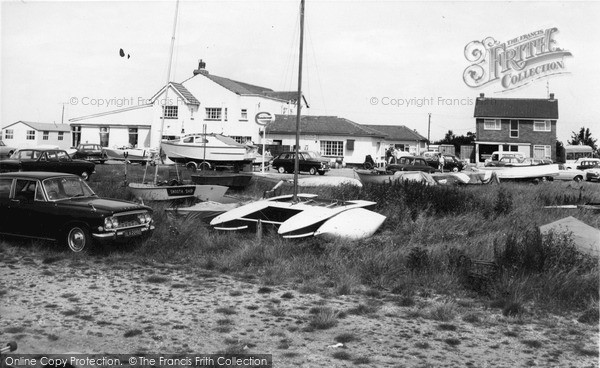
271;151;330;175
0;172;154;252
71;143;107;164
0;148;95;180
387;156;437;173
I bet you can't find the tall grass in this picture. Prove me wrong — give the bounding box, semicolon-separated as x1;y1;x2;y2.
69;165;600;313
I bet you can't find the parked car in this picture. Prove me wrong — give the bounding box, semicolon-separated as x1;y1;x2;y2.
71;143;107;164
565;157;600;170
387;155;437;173
0;140;16;159
271;151;330;175
576;160;600;171
0;172;154;252
555;164;586;182
0;148;95;180
423;153;465;172
484;151;525;166
586;167;600;182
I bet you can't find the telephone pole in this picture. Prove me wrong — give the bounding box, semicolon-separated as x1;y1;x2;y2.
427;113;431;143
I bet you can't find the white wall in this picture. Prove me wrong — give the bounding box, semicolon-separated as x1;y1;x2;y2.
2;122;70;150
149;75;296;148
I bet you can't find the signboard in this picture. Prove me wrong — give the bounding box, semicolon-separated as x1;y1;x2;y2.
255;111;274;126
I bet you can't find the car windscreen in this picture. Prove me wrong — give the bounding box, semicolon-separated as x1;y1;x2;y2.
43;177;95;200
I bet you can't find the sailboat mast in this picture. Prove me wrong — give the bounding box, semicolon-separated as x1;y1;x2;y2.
154;0;180;184
293;0;305;201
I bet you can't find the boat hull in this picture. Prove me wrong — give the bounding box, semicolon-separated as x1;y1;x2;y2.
191;173;253;189
104;148;154;163
480;164;560;181
161;134;252;166
210;194;384;239
128;183;228;201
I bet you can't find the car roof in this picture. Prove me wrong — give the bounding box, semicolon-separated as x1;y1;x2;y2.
0;171;77;180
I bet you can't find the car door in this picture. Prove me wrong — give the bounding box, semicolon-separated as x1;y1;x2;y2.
285;153;296;172
9;179;44;237
297;153;308;172
0;178;13;234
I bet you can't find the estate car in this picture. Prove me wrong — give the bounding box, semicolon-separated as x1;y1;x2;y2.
271;151;330;175
0;172;154;252
387;155;437;173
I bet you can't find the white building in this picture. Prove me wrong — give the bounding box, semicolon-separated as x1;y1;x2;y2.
69;60;304;150
1;121;71;150
69;105;153;149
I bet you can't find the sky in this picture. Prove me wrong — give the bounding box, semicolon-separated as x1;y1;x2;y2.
2;0;600;143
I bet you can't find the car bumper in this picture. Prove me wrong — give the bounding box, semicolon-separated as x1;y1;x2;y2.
92;224;154;242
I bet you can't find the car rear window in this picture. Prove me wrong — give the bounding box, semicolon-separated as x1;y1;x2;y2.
0;179;12;199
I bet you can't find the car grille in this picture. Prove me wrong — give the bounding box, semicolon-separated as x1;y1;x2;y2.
114;211;146;229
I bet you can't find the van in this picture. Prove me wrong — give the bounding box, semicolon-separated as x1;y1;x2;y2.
485;151;525;166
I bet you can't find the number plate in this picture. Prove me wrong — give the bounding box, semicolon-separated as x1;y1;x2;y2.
123;228;143;237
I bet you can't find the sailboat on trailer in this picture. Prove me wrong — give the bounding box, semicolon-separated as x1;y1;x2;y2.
210;0;386;240
128;0;228;202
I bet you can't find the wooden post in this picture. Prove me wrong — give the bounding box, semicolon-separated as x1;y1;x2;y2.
256;219;262;241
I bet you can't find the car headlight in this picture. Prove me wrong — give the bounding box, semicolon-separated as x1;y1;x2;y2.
137;212;152;224
104;217;118;229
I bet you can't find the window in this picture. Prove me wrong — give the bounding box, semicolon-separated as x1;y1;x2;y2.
162;105;178;119
128;128;138;147
240;109;248;121
483;119;501;130
533;145;551;159
320;141;344;156
231;136;252;144
99;127;109;147
346;139;355;151
43;131;49;140
58;132;64;141
4;129;13;140
0;178;12;199
205;108;227;121
510;120;518;138
533;120;551;132
26;130;35;140
72;126;81;147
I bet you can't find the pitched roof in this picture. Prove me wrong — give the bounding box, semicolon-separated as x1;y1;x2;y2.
474;96;558;119
364;124;428;142
2;121;71;132
171;82;200;105
269;115;386;138
204;74;272;95
185;73;307;105
149;82;199;105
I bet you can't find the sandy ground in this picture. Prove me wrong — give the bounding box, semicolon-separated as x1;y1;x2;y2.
1;245;598;367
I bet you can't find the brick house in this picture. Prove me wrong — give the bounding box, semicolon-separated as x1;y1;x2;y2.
473;93;558;164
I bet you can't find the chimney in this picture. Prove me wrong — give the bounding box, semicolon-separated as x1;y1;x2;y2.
549;93;555;100
479;93;485;99
193;59;209;76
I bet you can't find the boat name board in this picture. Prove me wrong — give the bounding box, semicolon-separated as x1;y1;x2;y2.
166;187;196;196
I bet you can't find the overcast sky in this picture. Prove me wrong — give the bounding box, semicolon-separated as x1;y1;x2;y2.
2;0;599;142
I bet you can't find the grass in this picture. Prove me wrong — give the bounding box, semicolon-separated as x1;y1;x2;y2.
10;165;599;317
307;306;339;330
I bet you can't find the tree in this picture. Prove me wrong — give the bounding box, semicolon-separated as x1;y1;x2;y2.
569;127;597;151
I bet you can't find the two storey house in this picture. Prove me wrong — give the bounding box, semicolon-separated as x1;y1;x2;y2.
473;93;558;164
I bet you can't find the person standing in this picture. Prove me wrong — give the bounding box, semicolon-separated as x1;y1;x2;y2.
438;154;445;173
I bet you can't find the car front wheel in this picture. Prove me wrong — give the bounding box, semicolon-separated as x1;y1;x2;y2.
81;171;90;181
64;225;91;253
278;167;286;174
318;170;326;176
574;176;583;182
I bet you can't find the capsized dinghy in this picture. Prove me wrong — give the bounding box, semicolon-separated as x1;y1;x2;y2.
209;194;385;240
